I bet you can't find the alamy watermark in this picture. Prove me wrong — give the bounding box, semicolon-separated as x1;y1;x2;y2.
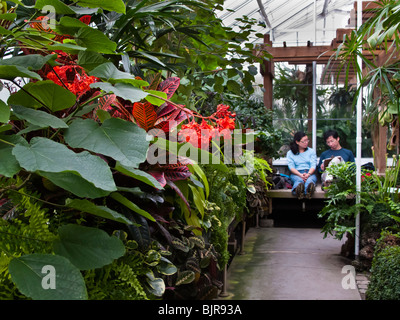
41;265;56;290
341;265;356;290
146;128;255;176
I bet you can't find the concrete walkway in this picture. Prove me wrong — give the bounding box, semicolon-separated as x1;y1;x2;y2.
221;227;361;300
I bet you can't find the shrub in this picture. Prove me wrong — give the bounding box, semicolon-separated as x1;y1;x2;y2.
367;231;400;300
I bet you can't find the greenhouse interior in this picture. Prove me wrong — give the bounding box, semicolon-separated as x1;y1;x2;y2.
0;0;400;305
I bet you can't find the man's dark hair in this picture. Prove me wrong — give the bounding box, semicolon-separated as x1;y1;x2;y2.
323;129;339;141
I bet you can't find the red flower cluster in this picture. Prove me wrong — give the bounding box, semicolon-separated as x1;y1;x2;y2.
179;104;236;149
361;172;372;182
46;65;98;98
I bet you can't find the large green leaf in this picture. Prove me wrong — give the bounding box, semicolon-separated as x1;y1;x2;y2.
77;51;108;71
8;253;87;300
12;137;117;194
39;171;111;198
12;105;68;129
115;163;163;189
0;54;57;70
65;198;133;225
8;81;76;111
0;65;41;80
89;62;145;86
56;16;91;35
110;192;156;222
0;100;9;123
53;224;126;270
34;0;76;14
64;118;149;168
76;0;126;13
0;134;27;177
74;27;117;54
90;82;148;103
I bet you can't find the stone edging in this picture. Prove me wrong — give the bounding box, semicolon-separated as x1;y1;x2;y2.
356;272;370;300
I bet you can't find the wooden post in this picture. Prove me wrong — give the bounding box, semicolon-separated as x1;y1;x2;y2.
263;34;274;110
306;63;313;143
372;119;387;174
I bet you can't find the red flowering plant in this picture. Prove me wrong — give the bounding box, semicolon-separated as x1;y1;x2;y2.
178;104;237;150
23;15;100;103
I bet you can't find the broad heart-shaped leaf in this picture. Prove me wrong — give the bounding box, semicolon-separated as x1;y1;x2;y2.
56;16;90;35
39;171;111;199
0;54;58;70
8;81;76;111
12;137;117;194
0;65;41;81
74;27;117;54
34;0;76;14
0;134;27;177
76;0;126;13
8;253;87;300
53;224;126;270
89;62;146;86
11;105;68;129
90;82;148;103
77;51;108;71
64;118;149;168
65;198;133;225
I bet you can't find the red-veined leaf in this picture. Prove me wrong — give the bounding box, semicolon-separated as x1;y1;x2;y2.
97;94;132;120
157;77;180;100
148;171;167;187
132;101;157;131
164;166;191;182
154;108;188;132
146;73;162;91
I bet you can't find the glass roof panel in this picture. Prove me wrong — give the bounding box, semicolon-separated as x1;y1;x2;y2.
218;0;356;46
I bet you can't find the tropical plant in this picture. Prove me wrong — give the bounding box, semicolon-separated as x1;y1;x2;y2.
319;154;400;240
0;0;262;300
327;0;400;125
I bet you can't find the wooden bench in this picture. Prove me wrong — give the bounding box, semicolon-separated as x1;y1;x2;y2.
265;183;327;214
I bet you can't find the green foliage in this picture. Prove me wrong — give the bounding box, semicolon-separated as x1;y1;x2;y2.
328;0;400;125
233;97;283;160
159;220;221;300
0;178;169;300
0;0;264;300
319;157;400;240
201;165;247;267
318;162;360;240
367;231;400;300
83;235;172;300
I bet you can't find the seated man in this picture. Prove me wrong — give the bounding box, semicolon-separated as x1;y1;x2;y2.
318;130;355;187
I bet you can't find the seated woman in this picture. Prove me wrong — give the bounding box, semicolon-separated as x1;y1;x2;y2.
286;131;317;199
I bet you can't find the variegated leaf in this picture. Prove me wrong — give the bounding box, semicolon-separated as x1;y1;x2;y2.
132;101;157;131
175;270;195;286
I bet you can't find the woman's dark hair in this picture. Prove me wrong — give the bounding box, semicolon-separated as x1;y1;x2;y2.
289;131;307;154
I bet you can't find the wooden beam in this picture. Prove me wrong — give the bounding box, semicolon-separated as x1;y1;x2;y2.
261;45;334;63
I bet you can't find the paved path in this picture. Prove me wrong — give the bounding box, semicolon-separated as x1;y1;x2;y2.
221;227;361;300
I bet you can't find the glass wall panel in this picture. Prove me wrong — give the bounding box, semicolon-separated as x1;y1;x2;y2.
272;63;373;159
